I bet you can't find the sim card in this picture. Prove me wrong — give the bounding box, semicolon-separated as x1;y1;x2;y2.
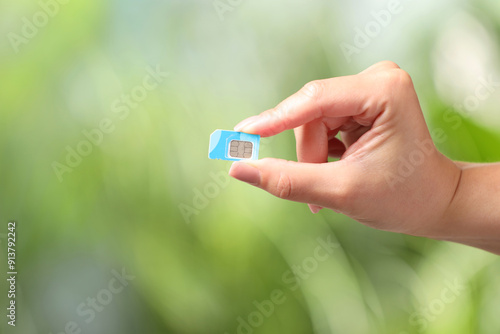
208;130;260;161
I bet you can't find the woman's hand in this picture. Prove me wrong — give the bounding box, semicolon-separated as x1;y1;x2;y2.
229;61;462;239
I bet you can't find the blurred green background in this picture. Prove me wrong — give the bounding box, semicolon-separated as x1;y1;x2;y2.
1;0;500;333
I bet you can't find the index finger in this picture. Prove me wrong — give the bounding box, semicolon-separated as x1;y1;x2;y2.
234;63;404;137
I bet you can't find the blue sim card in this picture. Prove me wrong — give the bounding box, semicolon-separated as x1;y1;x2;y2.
208;130;260;161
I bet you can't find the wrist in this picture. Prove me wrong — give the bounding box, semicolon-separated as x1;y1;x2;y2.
410;154;463;240
430;160;464;238
430;161;500;254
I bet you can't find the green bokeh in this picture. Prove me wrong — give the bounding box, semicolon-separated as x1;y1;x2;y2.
1;1;499;333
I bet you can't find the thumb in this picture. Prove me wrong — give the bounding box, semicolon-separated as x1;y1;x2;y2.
229;158;349;209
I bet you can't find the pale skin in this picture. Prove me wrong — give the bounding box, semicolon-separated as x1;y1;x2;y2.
228;61;500;255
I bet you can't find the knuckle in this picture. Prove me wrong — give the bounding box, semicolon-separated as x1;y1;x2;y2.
275;172;293;200
377;60;401;70
271;105;286;126
301;80;323;101
266;104;289;133
385;68;414;92
372;68;414;108
393;68;414;87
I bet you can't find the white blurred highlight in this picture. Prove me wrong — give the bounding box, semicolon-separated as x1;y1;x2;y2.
433;11;500;128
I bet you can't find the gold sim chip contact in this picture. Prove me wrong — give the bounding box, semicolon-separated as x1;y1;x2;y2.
228;140;254;159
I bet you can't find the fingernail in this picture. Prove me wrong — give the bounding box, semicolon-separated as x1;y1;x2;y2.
234;115;261;132
309;204;322;214
229;162;261;185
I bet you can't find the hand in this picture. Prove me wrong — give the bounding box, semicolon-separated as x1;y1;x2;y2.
229;61;461;238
